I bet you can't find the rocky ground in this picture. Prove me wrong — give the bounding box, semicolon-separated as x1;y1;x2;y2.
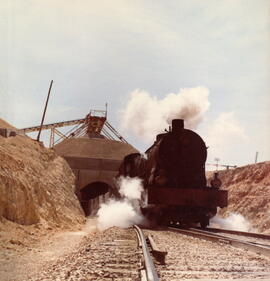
3;222;269;281
207;161;270;233
1;221;140;281
26;226;141;281
0;219;98;281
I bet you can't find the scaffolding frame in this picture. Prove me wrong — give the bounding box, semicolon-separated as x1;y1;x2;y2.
19;110;128;147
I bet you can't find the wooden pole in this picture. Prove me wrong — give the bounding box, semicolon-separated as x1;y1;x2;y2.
37;80;53;142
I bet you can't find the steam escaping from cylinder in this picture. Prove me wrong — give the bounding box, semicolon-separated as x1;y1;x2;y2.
97;177;144;230
118;176;143;200
97;199;142;230
210;213;255;232
120;87;210;142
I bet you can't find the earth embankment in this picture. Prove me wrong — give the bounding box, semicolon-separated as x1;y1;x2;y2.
0;129;85;251
207;161;270;233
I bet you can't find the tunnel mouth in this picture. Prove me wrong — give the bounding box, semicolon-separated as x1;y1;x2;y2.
80;181;111;216
81;181;110;200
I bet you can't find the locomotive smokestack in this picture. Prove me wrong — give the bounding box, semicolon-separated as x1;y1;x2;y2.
172;119;184;134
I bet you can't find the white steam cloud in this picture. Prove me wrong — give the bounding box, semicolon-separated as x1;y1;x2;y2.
97;199;143;230
97;177;144;230
119;176;143;200
205;112;248;164
120;87;210;142
210;213;254;232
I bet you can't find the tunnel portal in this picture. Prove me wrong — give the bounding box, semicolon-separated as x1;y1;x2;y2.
80;181;111;216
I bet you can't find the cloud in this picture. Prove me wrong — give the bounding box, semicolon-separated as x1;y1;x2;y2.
120;87;210;142
205;112;248;160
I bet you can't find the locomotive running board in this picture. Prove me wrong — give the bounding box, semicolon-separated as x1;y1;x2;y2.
147;187;228;208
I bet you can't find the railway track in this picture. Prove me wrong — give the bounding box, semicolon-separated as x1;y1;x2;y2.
200;227;270;240
25;225;270;280
27;226;159;281
170;226;270;257
143;227;270;280
134;225;159;281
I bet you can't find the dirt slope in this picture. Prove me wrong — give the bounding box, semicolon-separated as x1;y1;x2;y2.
207;161;270;233
0;133;85;252
0;118;17;130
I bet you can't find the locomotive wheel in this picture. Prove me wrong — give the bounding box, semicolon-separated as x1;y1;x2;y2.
142;206;170;227
200;217;209;229
143;209;160;228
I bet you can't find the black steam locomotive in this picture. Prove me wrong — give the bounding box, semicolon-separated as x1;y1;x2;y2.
117;119;227;228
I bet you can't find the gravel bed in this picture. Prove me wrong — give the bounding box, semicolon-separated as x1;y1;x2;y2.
27;227;141;281
144;229;270;280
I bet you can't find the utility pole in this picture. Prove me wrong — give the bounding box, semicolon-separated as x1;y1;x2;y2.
105;102;108;118
214;157;220;171
37;80;53;142
255;151;259;163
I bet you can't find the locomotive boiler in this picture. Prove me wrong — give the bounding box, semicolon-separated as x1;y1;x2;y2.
117;119;228;228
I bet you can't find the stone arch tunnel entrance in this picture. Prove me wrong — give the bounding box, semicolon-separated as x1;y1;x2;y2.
80;181;111;216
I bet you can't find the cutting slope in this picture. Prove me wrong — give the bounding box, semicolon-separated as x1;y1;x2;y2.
0;134;85;227
208;161;270;233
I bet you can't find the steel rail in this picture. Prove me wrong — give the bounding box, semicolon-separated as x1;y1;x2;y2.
134;225;159;281
169;227;270;257
190;228;270;248
195;227;270;240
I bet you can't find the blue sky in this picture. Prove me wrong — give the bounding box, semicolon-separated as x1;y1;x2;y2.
1;0;269;168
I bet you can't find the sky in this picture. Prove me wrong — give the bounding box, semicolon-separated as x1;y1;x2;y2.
1;0;269;169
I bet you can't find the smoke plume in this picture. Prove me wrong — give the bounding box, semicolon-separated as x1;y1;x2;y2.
210;213;254;232
97;177;144;230
120;87;210;142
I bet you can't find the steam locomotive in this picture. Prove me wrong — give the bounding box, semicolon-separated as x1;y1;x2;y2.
117;119;228;228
